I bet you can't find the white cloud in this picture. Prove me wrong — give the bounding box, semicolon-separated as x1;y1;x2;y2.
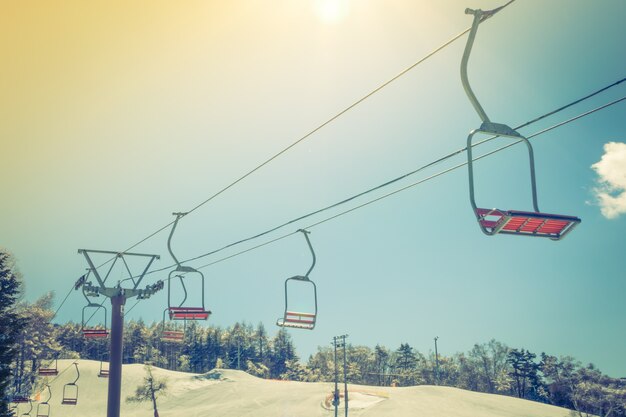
591;142;626;219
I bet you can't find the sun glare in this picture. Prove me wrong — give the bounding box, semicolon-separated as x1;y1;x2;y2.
314;0;350;24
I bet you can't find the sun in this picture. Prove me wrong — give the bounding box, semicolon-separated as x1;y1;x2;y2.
314;0;350;24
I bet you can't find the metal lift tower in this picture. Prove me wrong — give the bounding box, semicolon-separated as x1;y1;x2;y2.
76;249;162;417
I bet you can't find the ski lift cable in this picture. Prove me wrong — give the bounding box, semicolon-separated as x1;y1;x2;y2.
104;86;626;294
83;89;626;329
129;90;626;278
79;1;515;276
125;299;141;315
146;94;626;275
97;72;626;289
38;360;79;386
52;285;75;319
51;272;90;320
305;95;626;228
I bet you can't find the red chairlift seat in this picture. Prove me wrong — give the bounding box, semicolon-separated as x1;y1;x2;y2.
476;209;581;240
10;396;30;404
82;328;109;338
277;311;316;330
37;369;57;376
162;330;185;343
168;306;210;320
81;303;109;338
38;360;58;376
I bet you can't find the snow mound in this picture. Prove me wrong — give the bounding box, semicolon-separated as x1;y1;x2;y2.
19;359;573;417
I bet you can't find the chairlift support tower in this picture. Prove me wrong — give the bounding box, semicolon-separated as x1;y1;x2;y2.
76;249;162;417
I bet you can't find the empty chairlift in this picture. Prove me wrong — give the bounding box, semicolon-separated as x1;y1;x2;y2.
61;363;79;406
81;303;110;338
98;360;110;378
165;213;211;321
38;359;58;377
162;329;185;343
161;308;185;343
460;7;580;240
10;395;30;405
277;230;318;330
10;379;31;405
81;282;109;338
35;385;51;417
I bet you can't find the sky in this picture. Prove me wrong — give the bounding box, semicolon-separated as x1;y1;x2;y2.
1;0;625;377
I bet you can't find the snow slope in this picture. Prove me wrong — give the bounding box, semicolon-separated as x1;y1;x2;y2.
18;359;573;417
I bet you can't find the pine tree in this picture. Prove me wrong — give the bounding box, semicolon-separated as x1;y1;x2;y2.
270;329;297;378
394;343;418;385
0;250;24;417
374;345;390;386
507;348;540;399
255;322;268;366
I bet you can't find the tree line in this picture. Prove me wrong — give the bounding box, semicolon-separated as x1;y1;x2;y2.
1;249;625;417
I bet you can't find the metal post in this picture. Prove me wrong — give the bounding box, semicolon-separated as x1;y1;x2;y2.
107;294;126;417
237;340;241;370
342;337;348;417
333;337;339;417
434;336;440;385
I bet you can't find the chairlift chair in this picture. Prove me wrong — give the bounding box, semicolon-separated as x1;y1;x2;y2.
165;213;211;321
276;230;318;330
61;363;79;406
81;303;110;338
11;379;32;405
11;395;30;404
98;360;109;378
161;330;185;342
38;359;58;376
35;385;51;417
161;309;185;343
461;7;580;240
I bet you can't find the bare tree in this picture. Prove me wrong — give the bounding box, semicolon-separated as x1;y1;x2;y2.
126;364;167;417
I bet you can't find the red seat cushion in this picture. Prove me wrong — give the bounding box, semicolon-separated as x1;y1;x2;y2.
476;208;580;239
168;307;210;320
82;329;109;338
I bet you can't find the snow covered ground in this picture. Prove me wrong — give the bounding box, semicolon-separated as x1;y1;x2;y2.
17;359;574;417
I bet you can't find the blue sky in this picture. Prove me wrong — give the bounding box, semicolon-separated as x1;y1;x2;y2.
1;0;625;376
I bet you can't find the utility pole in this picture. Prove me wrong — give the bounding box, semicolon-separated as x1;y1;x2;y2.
434;336;440;385
237;338;241;370
343;337;348;417
333;337;339;417
332;334;349;417
77;249;162;417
